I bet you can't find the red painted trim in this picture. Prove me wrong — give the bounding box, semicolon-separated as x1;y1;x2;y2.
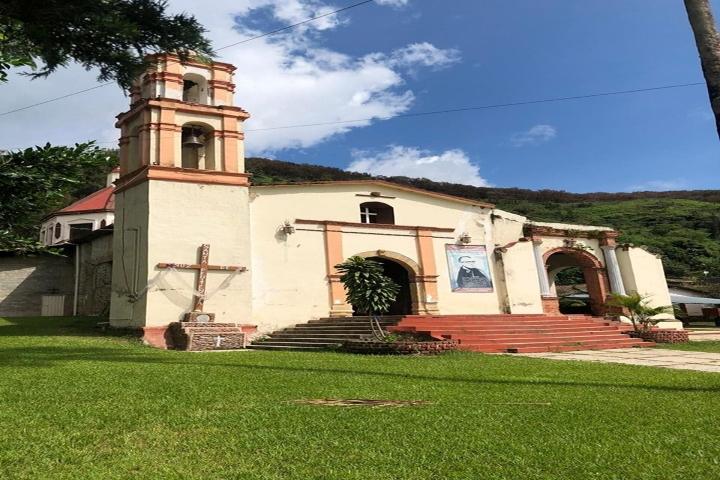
295;218;455;233
115;165;251;193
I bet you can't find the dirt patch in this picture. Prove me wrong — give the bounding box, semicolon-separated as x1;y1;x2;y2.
292;398;432;407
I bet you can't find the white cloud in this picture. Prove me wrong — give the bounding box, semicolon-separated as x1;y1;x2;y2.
0;0;458;154
374;0;409;6
388;42;461;70
510;124;557;147
627;179;689;192
347;145;490;187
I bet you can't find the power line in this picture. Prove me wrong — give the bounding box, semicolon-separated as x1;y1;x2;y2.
0;0;376;117
90;80;704;144
243;81;705;132
0;83;113;117
216;0;374;51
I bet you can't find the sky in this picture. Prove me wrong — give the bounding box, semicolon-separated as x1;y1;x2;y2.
1;0;719;193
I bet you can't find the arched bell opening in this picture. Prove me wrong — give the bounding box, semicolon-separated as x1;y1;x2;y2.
544;248;610;316
182;73;209;104
180;123;216;170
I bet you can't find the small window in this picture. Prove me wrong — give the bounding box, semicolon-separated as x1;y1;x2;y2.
53;223;62;240
359;202;395;225
100;219;107;228
69;223;93;241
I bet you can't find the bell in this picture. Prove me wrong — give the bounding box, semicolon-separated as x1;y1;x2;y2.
182;132;204;148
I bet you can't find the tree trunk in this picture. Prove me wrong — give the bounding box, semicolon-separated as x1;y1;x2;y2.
684;0;720;140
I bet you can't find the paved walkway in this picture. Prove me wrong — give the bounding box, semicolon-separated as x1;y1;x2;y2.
688;329;720;341
517;348;720;373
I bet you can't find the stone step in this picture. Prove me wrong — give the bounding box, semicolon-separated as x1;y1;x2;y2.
450;333;634;343
247;344;329;351
459;338;644;350
268;333;369;339
251;340;342;348
262;336;363;343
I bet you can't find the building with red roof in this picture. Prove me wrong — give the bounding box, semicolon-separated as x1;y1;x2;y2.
39;168;118;246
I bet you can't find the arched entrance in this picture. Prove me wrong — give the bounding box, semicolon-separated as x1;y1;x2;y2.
544;248;610;316
367;257;412;315
349;251;421;316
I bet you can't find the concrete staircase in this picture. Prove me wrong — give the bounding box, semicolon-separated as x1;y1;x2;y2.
390;314;654;353
248;316;403;351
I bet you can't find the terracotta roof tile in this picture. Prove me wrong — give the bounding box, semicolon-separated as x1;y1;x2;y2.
56;186;115;215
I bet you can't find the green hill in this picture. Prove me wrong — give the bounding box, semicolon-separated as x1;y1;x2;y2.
246;157;720;279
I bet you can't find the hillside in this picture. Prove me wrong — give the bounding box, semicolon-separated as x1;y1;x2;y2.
246;157;720;280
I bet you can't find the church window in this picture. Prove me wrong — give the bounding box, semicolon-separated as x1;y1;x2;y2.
53;223;62;240
69;223;93;241
100;219;107;228
359;202;395;225
182;73;209;104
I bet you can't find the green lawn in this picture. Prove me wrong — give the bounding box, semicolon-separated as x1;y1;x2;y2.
2;317;720;480
662;341;720;353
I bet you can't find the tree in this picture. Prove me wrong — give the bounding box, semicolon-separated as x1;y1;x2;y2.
0;0;212;88
335;256;400;340
606;292;673;334
0;143;116;253
684;0;720;140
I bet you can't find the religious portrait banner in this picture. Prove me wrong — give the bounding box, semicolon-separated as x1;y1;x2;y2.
445;245;493;293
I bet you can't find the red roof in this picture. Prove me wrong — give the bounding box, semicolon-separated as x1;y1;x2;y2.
56;186;115;215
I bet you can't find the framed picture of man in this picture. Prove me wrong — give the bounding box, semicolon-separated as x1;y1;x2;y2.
445;245;493;292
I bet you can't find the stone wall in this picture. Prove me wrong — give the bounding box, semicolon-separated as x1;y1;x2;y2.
77;233;113;316
0;253;74;317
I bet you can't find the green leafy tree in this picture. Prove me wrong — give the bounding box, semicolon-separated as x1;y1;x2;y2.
0;143;116;253
335;256;400;340
0;0;212;88
606;292;673;334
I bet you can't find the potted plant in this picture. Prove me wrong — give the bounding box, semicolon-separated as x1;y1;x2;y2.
335;256;457;354
606;292;673;340
335;256;399;340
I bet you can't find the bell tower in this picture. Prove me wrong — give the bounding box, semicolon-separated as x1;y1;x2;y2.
109;53;253;345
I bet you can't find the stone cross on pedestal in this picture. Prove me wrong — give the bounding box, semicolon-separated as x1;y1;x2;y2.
157;244;246;321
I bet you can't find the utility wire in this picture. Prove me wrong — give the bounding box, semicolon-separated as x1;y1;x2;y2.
0;0;376;117
88;80;704;144
216;0;374;51
0;83;113;117
244;82;706;132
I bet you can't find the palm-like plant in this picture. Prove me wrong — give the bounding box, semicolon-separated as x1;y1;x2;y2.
606;292;673;334
335;256;400;340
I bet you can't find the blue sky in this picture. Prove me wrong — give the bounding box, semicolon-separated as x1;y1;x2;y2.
0;0;718;192
275;0;719;192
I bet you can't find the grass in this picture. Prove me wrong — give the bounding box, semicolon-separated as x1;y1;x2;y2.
1;317;720;480
662;341;720;353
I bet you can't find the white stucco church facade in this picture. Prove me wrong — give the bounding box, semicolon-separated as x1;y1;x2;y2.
107;54;678;348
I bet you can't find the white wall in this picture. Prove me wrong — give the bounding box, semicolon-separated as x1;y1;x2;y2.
249;183;502;330
617;246;680;328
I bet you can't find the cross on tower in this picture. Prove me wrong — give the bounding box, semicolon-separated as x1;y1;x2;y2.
157;244;246;313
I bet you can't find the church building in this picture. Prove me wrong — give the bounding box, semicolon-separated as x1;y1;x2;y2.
107;54;679;349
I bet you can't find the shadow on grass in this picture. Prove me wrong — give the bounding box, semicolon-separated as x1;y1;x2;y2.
2;345;719;394
0;316;138;340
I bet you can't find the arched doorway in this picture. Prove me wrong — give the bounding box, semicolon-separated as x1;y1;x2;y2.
544;248;610;316
366;257;412;315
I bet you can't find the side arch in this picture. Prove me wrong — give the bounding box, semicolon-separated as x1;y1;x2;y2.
543;247;610;316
